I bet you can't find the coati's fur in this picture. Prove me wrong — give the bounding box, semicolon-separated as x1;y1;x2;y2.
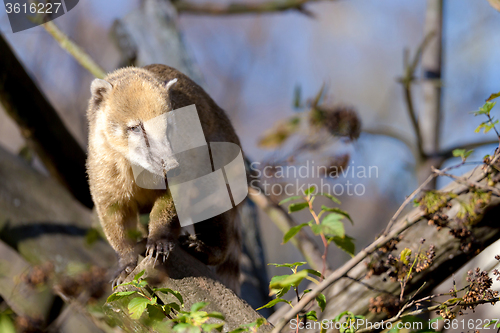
86;64;241;292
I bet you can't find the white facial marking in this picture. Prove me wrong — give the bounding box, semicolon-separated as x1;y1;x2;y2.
127;113;179;177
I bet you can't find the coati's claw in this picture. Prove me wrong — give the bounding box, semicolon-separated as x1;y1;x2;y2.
111;262;136;289
179;234;206;253
146;238;175;266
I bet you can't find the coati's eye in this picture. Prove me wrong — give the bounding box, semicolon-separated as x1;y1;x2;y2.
128;125;141;133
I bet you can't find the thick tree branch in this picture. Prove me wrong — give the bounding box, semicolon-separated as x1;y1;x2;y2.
0;33;93;208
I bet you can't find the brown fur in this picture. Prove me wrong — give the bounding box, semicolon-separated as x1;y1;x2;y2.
86;64;241;292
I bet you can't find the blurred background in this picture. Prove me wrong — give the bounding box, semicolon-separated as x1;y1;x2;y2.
1;0;500;329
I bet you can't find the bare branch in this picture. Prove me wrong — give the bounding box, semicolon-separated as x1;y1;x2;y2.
43;21;106;79
172;0;338;15
398;32;436;161
432;166;500;197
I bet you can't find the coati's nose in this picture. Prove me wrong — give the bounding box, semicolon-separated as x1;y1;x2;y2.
161;159;181;178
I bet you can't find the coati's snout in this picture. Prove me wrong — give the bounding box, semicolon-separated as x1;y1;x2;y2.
126;113;180;177
89;76;180;177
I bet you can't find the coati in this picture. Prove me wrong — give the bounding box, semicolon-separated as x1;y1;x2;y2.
86;64;241;292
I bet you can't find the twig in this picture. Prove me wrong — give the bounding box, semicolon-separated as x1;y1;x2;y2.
437;139;499;159
431;167;500;196
363;127;417;160
383;173;435;235
398;32;436;161
173;0;337;15
43;21;106;79
344;276;393;295
307;197;329;279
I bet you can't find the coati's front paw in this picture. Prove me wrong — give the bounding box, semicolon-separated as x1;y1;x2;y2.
179;234;210;263
146;237;175;264
111;260;136;289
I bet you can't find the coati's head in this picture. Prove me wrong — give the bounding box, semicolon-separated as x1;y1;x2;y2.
89;68;179;177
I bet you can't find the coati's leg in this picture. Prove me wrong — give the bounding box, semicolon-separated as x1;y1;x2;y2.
146;193;181;262
180;210;241;292
97;201;140;287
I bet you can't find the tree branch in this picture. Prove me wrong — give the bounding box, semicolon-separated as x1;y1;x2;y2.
431;166;500;196
398;32;436;162
43;21;106;79
420;0;443;154
0;33;93;208
172;0;337;15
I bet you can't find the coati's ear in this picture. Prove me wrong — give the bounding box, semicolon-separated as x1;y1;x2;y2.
90;79;113;106
165;78;178;92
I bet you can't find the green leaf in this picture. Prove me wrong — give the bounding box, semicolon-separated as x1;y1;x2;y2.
173;323;200;333
305;269;322;278
128;297;151;319
304;186;316;196
269;270;308;289
288;202;309;213
279;196;303;205
309;223;323;235
256;298;292;310
269;262;307;268
0;315;16;333
315;293;327;312
168;302;181;312
202;323;225;332
269;274;291;297
107;290;138;302
400;248;412;265
191;302;209;312
487;91;500;102
228;329;247;333
137;280;148;288
147;304;167;321
305;310;318;321
475;119;499;134
473;101;497;116
155;288;184;305
207;312;225;320
320;193;341;204
322;214;345;238
321;206;353;224
133;270;145;282
334;310;354;322
283;223;308;243
332;236;355;256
